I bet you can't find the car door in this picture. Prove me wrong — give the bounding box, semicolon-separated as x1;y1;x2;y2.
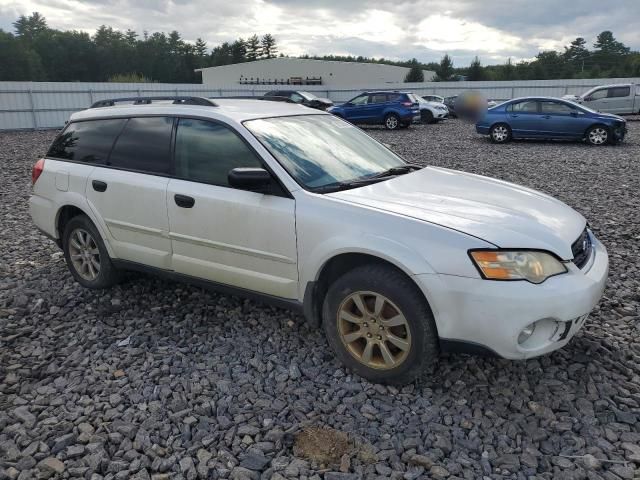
605;86;632;114
340;94;369;121
582;87;609;112
366;93;389;122
538;100;587;138
506;100;541;137
166;118;298;299
85;116;173;269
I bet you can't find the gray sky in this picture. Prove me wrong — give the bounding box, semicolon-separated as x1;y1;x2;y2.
1;0;639;66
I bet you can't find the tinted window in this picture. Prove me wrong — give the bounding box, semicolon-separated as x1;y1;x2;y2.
609;86;630;98
369;94;388;104
109;117;173;174
175;118;262;187
48;119;125;163
349;95;368;105
388;93;403;102
510;100;538;113
541;101;574;114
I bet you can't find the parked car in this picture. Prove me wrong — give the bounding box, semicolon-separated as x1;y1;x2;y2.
416;96;448;123
568;83;640;115
443;95;458;117
328;91;420;130
264;90;333;110
423;95;445;104
30;96;608;384
476;96;627;146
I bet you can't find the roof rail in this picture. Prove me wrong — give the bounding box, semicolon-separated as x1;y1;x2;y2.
90;96;218;108
210;95;296;104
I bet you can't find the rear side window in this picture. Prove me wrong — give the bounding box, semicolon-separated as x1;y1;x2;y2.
509;100;538;113
174;118;262;187
109;117;173;174
388;93;403;102
47;119;125;163
369;94;388;104
609;86;630;98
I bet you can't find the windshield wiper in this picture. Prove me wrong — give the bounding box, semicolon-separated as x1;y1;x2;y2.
311;164;423;194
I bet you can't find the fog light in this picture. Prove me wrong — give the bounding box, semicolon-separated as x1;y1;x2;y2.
518;323;536;345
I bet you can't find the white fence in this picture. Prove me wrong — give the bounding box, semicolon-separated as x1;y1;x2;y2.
1;77;639;130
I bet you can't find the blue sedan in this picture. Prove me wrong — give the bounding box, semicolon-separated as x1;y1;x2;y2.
476;97;627;146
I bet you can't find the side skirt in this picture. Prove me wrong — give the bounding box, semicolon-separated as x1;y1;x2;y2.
112;259;304;314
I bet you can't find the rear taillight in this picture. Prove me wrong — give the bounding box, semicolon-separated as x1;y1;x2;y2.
32;158;45;185
402;101;413;107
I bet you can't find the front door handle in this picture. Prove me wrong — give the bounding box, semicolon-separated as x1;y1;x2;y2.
92;180;107;192
174;194;195;208
541;115;551;119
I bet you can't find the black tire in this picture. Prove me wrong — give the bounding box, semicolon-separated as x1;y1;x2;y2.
421;110;435;124
489;123;512;143
585;124;610;146
62;214;120;289
322;264;439;385
384;113;401;130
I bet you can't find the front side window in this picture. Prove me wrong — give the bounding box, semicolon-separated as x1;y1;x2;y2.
609;86;630;98
589;89;608;100
509;100;538;113
540;101;575;114
175;118;262;187
48;119;125;163
244;115;405;190
108;117;173;174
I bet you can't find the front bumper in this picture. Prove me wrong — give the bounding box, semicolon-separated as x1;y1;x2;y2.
414;232;608;359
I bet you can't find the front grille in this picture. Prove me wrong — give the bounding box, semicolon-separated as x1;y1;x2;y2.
571;228;592;269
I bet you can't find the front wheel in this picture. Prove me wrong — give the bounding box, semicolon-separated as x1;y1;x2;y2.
490;123;512;143
586;125;609;146
322;264;439;385
384;114;400;130
421;110;435;124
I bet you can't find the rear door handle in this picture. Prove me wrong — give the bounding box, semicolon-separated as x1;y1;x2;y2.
92;180;107;192
174;194;195;208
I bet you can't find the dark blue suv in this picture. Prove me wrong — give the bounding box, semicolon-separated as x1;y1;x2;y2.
328;91;420;130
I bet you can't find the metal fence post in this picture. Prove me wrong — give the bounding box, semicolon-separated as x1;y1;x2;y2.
28;88;38;130
88;89;94;106
511;86;515;99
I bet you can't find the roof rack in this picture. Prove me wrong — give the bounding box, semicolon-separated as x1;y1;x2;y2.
210;95;296;104
90;96;218;109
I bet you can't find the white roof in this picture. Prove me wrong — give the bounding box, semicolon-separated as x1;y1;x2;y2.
70;99;328;124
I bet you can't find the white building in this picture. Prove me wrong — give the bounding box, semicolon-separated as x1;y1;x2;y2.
195;58;435;89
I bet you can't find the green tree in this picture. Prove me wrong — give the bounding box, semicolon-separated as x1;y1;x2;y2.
194;38;208;57
231;38;247;63
404;58;424;82
246;34;261;61
435;54;454;81
261;34;277;59
593;31;630;57
13;12;47;42
563;37;590;70
467;56;484;81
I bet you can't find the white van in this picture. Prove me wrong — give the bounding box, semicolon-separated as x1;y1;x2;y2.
570;83;640;115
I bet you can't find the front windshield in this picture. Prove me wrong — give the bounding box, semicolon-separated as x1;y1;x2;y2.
244;115;406;190
564;99;598;114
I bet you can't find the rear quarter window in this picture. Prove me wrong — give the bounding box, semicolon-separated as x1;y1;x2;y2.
609;86;631;98
47;119;126;163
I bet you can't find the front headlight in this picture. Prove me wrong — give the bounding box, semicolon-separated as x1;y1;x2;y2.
469;250;568;284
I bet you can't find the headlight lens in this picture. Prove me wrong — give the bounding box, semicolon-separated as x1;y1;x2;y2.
469;250;568;284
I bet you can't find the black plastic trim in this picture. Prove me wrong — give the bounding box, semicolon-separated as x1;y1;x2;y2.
440;339;501;358
111;259;304;313
302;281;321;328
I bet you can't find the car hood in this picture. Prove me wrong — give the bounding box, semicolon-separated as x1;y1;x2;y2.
328;166;585;259
314;97;333;105
592;111;626;122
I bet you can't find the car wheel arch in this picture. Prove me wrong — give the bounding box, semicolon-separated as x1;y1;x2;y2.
302;251;435;330
55;203;114;257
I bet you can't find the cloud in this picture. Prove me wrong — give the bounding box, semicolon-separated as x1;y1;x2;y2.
0;0;638;65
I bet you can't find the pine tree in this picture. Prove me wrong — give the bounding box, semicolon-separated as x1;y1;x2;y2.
194;38;208;57
467;56;483;81
246;34;260;61
435;54;454;81
13;12;47;42
403;58;424;82
261;34;277;59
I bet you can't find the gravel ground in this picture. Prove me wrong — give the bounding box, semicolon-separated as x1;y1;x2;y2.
1;119;639;480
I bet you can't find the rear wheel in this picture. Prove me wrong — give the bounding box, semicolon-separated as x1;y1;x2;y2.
63;215;120;289
322;264;439;385
490;123;512;143
586;125;609;146
384;114;400;130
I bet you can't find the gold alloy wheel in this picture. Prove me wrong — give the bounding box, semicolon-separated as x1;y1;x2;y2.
337;291;412;370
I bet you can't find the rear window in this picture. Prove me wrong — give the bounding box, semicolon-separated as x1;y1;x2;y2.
108;117;173;174
47;119;125;163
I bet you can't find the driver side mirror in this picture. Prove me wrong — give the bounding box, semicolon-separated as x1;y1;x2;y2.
344;102;353;107
583;96;592;102
228;168;273;192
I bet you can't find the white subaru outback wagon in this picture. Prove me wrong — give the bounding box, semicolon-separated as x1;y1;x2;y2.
30;96;608;384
